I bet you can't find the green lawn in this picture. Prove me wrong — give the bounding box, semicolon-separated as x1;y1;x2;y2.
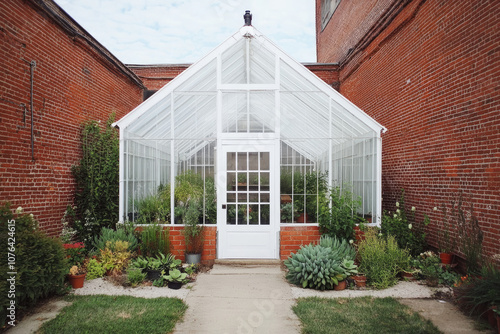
39;295;187;334
293;296;441;334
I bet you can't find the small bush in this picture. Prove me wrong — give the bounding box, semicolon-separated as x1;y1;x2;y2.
100;241;133;275
0;203;67;326
358;229;411;289
92;227;138;254
127;268;146;287
284;237;357;290
318;186;364;241
86;259;106;280
381;190;428;256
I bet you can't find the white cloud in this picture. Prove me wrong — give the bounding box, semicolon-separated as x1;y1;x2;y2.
55;0;316;64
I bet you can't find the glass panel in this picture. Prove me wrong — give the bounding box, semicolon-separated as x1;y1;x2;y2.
260;152;269;170
249;204;259;225
238;193;247;202
248;152;258;170
249;172;258;189
227;172;236;191
237;152;247;170
249;193;259;202
238;205;247;225
237;173;247;190
260;172;270;191
227;152;236;170
227;193;236;202
260;204;270;225
260;193;270;203
227;204;236;225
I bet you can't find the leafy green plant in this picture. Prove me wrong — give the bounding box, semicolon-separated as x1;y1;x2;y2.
86;258;106;280
99;240;133;275
92;227;138;254
183;200;204;254
280;203;297;222
71;115;120;247
318;185;364;241
0;203;67;326
357;229;411;289
381;190;428;256
456;263;500;315
284;238;356;290
127;268;146;287
164;269;188;284
138;224;170;257
318;235;356;261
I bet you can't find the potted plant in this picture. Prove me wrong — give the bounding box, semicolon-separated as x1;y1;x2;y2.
164;269;188;289
68;264;87;289
352;273;367;287
183;200;204;264
335;259;358;290
437;204;457;264
280;203;297;223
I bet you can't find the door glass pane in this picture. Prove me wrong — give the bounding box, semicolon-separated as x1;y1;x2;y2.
237;152;247;170
227;204;236;224
260;193;270;203
227;172;236;191
238;204;247;225
238;193;247;202
227;193;236;202
260;204;270;225
227;152;236;170
249;193;259;202
249;152;258;170
249;172;258;189
260;152;269;170
237;173;247;190
249;204;259;225
260;172;270;191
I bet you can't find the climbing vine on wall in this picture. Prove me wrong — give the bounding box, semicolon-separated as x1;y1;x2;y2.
71;114;119;246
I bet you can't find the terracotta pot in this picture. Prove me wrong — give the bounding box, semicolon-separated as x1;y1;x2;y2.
334;280;347;291
439;252;453;264
68;273;86;289
401;272;416;281
352;275;367;287
296;213;309;223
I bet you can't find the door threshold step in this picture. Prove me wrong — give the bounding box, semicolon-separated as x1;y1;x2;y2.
215;259;281;266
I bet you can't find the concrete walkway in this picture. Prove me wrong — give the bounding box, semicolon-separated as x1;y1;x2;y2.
173;264;301;334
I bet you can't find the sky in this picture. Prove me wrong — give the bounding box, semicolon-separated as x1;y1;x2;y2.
55;0;317;65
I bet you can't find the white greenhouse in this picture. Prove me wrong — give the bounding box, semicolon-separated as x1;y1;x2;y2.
113;24;386;259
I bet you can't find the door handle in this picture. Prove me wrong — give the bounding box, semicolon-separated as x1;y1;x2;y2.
222;204;227;209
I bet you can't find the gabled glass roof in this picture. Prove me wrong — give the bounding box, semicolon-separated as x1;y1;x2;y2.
114;26;385;158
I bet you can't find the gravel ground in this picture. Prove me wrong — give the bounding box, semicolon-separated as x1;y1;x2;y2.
290;280;451;299
72;278;191;300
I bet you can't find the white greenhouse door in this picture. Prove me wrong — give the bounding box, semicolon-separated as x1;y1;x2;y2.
218;143;279;259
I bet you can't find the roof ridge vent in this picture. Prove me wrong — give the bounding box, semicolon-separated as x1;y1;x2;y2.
244;10;252;26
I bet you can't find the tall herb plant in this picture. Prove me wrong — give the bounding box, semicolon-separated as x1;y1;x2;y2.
71;114;119;246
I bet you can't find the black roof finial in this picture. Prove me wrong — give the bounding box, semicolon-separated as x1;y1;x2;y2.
244;10;252;26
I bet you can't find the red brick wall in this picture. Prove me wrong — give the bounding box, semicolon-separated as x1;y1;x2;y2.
128;65;189;91
130;63;340;91
164;226;217;265
317;0;500;257
280;226;321;260
0;0;143;236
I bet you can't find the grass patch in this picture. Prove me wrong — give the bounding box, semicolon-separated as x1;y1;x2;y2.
293;297;441;334
39;295;187;334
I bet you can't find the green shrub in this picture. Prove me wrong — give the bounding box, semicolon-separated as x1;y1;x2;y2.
99;241;133;275
284;237;357;290
318;185;364;241
86;259;106;280
0;203;67;326
381;190;428;256
358;229;411;289
71;115;120;247
139;224;170;257
92;227;138;254
318;235;356;261
127;268;146;287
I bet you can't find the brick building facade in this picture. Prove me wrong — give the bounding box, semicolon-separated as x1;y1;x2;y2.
316;0;500;257
0;0;144;235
